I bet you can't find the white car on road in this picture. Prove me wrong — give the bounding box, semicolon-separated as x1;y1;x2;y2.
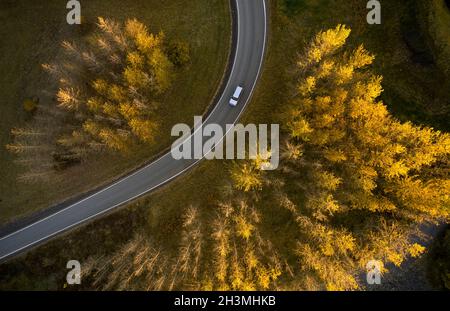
229;86;243;107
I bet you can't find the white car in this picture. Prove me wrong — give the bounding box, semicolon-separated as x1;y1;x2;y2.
229;86;243;107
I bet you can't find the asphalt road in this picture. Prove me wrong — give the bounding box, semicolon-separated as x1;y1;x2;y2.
0;0;267;261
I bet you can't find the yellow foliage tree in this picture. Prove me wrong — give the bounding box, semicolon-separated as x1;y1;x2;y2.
8;17;175;181
278;24;450;289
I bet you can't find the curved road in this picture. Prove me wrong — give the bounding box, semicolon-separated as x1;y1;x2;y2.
0;0;267;261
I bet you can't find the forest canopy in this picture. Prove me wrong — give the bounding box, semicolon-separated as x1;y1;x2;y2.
82;25;450;291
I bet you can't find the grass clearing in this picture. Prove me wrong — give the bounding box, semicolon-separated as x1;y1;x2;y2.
0;0;231;224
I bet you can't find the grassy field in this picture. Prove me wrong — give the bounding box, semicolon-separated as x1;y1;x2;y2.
0;0;231;224
1;0;449;290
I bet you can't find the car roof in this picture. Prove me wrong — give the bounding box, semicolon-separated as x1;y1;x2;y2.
233;86;243;98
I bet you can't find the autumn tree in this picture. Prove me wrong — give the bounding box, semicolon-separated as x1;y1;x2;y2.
167;40;190;67
276;24;450;289
89;206;204;291
52;17;173;153
85;197;283;291
285;24;449;220
168;205;204;289
229;150;275;192
8;17;174;181
84;25;449;292
223;25;450;290
201;200;282;291
230;161;264;192
91;233;170;291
